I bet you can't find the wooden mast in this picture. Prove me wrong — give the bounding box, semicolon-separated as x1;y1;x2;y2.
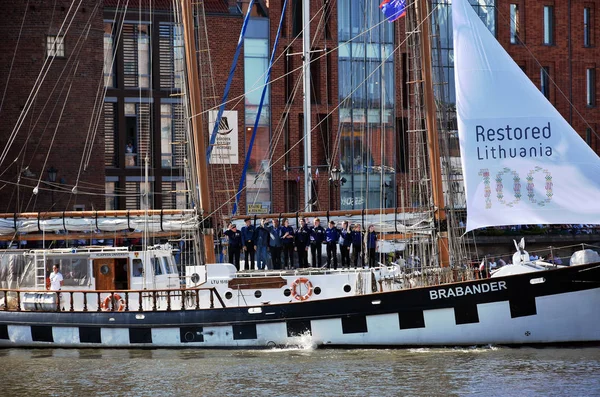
416;0;449;267
180;0;215;263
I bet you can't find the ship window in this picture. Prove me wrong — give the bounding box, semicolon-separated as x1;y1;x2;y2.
132;259;143;277
48;258;90;286
162;257;174;274
47;35;65;57
343;284;351;293
313;286;321;295
254;290;262;299
283;288;291;297
225;291;233;300
151;257;163;275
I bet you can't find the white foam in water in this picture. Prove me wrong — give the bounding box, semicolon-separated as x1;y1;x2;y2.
264;331;316;352
409;345;499;354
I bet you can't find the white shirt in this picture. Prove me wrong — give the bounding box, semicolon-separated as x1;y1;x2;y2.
49;271;63;291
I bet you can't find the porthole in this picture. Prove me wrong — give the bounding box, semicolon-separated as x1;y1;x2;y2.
343;284;351;293
191;273;200;284
100;265;110;275
254;290;262;299
313;286;322;295
225;291;233;300
283;288;291;297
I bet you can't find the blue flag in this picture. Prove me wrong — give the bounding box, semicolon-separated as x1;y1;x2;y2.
380;0;407;22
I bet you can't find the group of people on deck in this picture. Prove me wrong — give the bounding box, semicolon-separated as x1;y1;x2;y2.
223;217;378;271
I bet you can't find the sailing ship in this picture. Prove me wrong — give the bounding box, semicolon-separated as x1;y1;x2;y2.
1;0;600;348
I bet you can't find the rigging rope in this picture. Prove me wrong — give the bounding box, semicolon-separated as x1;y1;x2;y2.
205;0;256;164
233;0;289;215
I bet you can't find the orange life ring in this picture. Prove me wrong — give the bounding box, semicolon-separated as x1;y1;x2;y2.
101;294;125;311
291;277;313;301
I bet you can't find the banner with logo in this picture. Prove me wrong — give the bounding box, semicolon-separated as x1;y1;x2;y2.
208;110;238;164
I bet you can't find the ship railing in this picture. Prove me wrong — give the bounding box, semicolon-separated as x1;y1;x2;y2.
0;286;226;313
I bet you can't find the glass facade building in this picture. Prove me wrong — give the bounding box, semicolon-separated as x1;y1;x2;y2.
244;18;272;215
338;0;396;210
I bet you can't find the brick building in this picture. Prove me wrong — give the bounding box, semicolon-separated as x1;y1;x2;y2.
0;0;105;213
1;0;598;225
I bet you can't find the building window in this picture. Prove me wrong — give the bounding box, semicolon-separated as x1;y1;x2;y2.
310;47;322;104
584;7;592;48
124;102;152;168
510;4;520;44
244;25;271;214
292;0;302;37
161;180;187;209
125;180;153;210
47;35;65;57
123;24;151;88
104;102;117;167
104;23;115;87
587;68;596;107
543;6;554;45
160;102;185;168
158;23;184;89
540;66;550;98
105;181;119;210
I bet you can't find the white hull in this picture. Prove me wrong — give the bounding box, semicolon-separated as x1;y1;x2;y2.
1;263;599;348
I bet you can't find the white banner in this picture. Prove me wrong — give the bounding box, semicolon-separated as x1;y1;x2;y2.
453;0;600;232
208;110;238;164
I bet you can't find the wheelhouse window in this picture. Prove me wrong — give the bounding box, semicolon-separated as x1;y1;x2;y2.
151;257;163;275
543;6;554;45
47;35;65;57
510;4;520;44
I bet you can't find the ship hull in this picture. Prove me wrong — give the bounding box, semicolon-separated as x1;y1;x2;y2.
1;262;599;348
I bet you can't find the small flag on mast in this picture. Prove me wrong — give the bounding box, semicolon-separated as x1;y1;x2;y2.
380;0;407;22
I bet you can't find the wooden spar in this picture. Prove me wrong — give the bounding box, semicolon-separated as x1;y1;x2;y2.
0;231;182;242
416;0;449;267
229;207;425;221
0;209;194;219
180;0;215;263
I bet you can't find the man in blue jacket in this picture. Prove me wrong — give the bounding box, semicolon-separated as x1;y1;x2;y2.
295;218;310;268
223;223;242;270
268;218;283;270
309;218;325;267
325;220;340;269
255;218;270;270
241;217;256;270
281;218;295;269
339;220;352;268
351;224;364;268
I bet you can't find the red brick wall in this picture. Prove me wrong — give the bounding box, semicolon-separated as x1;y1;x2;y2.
0;0;105;213
498;0;600;149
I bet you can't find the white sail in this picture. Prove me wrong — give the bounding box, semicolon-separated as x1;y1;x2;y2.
453;0;600;232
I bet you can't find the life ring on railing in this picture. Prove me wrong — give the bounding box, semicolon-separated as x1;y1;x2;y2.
291;277;313;301
101;294;125;311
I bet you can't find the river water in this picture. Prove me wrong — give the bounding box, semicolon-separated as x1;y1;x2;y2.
1;345;600;396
